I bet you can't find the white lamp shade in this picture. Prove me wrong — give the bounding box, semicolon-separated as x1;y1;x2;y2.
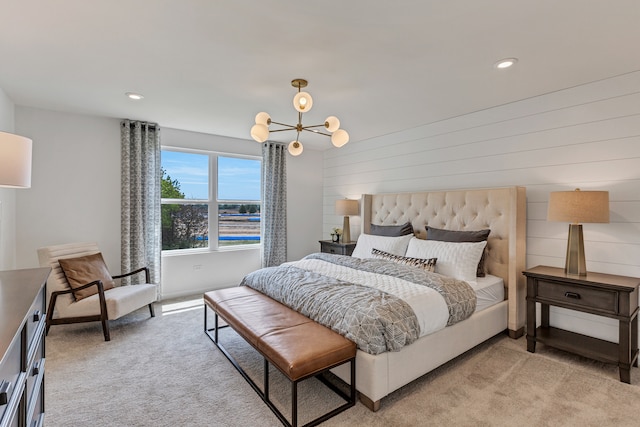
288;140;303;156
255;112;271;125
0;131;32;188
293;91;313;112
331;129;349;147
335;199;359;216
324;116;340;132
250;124;269;143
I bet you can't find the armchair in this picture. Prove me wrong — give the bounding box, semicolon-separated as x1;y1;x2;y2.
37;242;158;341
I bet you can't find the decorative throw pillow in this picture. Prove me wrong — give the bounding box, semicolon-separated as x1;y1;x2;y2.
58;252;116;301
371;248;437;272
405;238;487;283
369;221;414;237
351;233;413;259
426;226;491;277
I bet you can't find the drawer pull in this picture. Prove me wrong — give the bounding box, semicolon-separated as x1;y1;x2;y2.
565;292;581;300
33;309;41;322
32;360;42;376
0;380;9;405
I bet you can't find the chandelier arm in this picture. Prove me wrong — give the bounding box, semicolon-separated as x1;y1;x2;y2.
300;124;328;130
301;128;331;137
269;128;298;133
269;120;296;128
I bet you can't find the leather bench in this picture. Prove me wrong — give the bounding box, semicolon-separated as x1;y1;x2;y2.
204;286;356;427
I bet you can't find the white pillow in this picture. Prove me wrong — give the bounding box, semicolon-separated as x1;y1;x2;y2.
351;234;413;259
404;238;487;283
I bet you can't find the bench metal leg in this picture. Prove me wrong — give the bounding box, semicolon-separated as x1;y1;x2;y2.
292;380;298;427
203;302;356;427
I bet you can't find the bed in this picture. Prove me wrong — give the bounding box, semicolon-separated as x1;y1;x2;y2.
245;186;527;411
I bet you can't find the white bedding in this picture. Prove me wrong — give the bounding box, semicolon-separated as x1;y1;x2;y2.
471;274;504;312
289;258;450;338
288;258;504;340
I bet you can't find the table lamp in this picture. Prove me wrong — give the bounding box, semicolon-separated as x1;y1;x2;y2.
335;199;358;243
547;188;609;276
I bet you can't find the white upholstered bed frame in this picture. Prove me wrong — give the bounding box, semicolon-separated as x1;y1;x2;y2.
332;186;527;411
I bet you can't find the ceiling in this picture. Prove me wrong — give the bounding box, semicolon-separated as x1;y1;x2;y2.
1;1;639;151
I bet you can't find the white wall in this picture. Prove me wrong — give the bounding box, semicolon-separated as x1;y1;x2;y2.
14;108;324;299
15;108;123;272
0;88;17;270
323;71;640;343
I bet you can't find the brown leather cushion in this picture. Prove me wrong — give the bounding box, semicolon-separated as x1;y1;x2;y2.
259;321;355;380
58;252;115;301
205;287;356;381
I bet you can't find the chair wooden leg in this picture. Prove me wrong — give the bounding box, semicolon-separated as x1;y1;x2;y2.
148;303;155;317
97;285;110;341
101;318;111;341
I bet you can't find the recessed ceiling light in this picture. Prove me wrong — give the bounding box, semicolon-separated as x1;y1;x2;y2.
494;58;518;69
125;92;144;100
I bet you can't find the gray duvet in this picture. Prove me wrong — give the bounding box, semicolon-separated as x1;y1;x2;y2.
240;253;476;355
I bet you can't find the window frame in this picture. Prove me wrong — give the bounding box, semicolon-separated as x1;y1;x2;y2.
161;146;262;253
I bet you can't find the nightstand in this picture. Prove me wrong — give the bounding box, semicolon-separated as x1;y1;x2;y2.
524;265;640;383
319;240;356;256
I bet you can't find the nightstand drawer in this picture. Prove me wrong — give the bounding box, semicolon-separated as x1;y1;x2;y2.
319;240;355;256
537;280;618;314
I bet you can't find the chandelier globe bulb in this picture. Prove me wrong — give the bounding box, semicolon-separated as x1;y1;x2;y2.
255;112;271;126
293;92;313;113
250;124;269;143
288;140;304;156
331;129;349;147
325;116;340;132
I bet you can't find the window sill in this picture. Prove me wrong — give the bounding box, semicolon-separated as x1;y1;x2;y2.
161;245;261;257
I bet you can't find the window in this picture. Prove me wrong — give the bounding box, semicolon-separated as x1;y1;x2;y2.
161;148;261;251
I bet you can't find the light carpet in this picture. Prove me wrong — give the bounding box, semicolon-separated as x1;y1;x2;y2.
45;297;640;426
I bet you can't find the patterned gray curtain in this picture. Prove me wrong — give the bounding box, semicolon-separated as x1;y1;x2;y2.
120;120;161;288
261;142;287;267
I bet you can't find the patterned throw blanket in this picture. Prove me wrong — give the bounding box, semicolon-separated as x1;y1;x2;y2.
240;253;476;355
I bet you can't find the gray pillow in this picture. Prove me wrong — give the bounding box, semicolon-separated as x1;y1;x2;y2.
369;221;413;237
426;226;490;277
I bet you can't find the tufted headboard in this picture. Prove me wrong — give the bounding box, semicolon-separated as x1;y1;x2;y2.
361;186;526;337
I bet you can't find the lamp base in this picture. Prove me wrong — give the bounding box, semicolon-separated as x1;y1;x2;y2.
565;223;587;276
342;216;351;244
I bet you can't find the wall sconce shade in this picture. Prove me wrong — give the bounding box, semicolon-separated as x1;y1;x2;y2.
547;188;609;276
0;131;32;188
336;199;359;244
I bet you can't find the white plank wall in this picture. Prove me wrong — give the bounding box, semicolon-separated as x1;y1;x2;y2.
323;70;640;343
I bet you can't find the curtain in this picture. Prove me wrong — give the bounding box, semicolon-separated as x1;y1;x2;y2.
120;120;161;288
261;142;287;267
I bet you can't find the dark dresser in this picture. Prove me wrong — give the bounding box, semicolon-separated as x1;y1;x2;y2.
0;267;50;427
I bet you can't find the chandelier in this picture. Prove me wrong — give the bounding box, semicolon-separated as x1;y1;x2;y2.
250;79;349;156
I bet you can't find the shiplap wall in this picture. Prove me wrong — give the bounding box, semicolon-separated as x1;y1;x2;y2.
323;70;640;342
